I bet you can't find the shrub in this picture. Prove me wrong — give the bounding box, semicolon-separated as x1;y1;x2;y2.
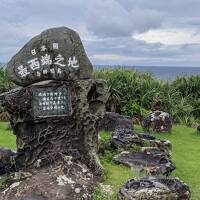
0;68;15;94
94;68;200;126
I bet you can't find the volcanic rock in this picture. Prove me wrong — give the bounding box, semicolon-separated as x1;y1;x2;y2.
118;176;190;200
6;27;93;86
0;159;96;200
113;148;175;176
112;128;172;156
142;111;173;133
98;112;133;132
0;26;108;200
0;148;16;175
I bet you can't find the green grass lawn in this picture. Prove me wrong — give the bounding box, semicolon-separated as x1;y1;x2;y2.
0;122;16;150
0;122;199;199
154;125;200;200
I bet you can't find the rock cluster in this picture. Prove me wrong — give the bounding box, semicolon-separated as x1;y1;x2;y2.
109;127;190;199
142;111;173;133
118;176;190;200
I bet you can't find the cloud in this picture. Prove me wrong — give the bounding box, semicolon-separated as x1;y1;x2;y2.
86;0;133;37
133;28;200;45
85;35;200;66
86;0;163;37
129;7;163;33
0;0;200;67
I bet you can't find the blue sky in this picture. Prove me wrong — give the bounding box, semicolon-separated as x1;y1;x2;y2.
1;0;200;67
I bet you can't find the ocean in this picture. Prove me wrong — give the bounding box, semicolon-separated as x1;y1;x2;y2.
95;66;200;81
1;63;200;81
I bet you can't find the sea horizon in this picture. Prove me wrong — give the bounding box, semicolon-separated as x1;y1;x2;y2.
1;63;200;81
95;65;200;81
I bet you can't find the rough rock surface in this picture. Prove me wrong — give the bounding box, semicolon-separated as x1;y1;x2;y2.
98;112;133;132
0;79;108;176
113;148;175;176
0;159;96;200
0;148;16;175
118;176;190;200
112;128;172;156
142;111;173;133
6;27;93;86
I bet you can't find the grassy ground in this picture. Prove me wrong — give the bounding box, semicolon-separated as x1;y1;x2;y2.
0;122;199;199
135;125;200;200
0;122;16;150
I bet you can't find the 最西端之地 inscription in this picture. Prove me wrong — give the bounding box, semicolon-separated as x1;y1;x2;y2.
17;42;79;79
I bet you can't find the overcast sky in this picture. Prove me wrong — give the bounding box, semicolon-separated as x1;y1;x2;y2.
1;0;200;67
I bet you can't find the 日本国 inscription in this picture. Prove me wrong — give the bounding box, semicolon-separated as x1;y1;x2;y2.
17;42;79;79
32;86;71;118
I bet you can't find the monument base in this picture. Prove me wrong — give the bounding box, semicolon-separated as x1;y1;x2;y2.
0;158;96;200
1;80;108;176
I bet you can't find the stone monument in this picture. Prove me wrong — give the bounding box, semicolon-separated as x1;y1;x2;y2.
0;27;108;200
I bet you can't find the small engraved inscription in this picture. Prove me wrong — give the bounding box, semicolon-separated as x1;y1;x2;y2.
32;86;71;118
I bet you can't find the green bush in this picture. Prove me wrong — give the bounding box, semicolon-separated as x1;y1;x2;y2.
0;68;15;94
0;68;15;122
121;100;141;117
172;76;200;119
99;132;117;162
94;68;200;126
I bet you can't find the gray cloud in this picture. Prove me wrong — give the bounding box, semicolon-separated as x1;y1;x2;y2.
86;0;163;37
86;0;133;37
0;0;200;66
85;36;200;66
